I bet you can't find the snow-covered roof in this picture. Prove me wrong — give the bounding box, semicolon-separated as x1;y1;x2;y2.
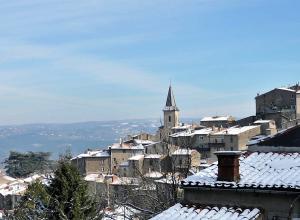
172;124;192;130
170;128;212;138
213;126;259;135
110;143;144;150
150;203;261;220
0;174;16;185
193;128;213;135
23;174;41;183
133;139;156;145
182;152;300;190
128;154;144;160
254;119;272;124
72;150;110;160
277;87;296;92
201;116;233;122
172;149;194;155
144;171;163;179
84;173;101;182
0;182;27;196
144;154;163;159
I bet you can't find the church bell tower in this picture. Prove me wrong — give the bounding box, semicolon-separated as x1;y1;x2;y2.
162;85;180;136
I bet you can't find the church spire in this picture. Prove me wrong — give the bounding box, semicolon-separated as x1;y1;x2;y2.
164;85;179;111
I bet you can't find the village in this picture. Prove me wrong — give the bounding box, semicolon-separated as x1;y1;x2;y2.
0;84;299;219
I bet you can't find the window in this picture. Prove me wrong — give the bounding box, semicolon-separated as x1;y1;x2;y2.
179;159;182;165
150;160;153;166
169;115;171;122
100;160;104;165
230;136;233;143
230;147;233;151
101;167;104;172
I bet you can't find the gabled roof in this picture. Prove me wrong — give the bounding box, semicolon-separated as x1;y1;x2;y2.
182;152;300;190
150;203;261;220
164;85;179;111
248;124;300;147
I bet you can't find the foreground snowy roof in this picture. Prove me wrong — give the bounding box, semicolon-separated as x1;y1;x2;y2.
182;152;300;190
150;203;261;220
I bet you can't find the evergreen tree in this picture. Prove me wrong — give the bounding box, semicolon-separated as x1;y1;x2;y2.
8;181;50;219
47;161;98;219
11;161;101;220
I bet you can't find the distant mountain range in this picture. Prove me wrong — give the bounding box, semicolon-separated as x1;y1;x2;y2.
0;118;200;162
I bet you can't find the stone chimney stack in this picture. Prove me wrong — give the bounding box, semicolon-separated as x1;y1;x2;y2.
215;151;241;182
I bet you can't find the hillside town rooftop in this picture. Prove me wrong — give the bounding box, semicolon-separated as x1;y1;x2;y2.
170;128;212;137
213;126;259;135
71;150;110;159
182;152;300;190
201;116;232;122
110;143;144;150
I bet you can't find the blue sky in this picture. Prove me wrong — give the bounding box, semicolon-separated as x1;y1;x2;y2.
0;0;300;125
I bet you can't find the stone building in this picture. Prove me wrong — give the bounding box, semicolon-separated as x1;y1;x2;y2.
110;143;144;174
253;119;277;135
142;154;171;174
255;85;300;129
127;155;144;177
71;150;111;175
207;125;261;159
200;116;236;128
169;128;213;159
144;142;170;155
171;149;201;173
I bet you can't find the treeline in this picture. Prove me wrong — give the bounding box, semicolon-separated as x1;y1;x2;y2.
4;151;54;178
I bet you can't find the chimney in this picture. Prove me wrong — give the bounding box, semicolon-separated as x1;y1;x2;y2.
215;151;241;182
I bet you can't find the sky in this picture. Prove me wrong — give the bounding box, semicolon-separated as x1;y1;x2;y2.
0;0;300;125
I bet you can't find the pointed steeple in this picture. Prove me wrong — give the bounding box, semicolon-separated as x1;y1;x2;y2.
164;85;179;111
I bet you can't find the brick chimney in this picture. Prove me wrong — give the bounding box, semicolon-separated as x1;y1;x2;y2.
215;151;241;182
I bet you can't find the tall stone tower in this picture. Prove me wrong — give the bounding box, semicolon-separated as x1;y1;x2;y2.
160;85;180;140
